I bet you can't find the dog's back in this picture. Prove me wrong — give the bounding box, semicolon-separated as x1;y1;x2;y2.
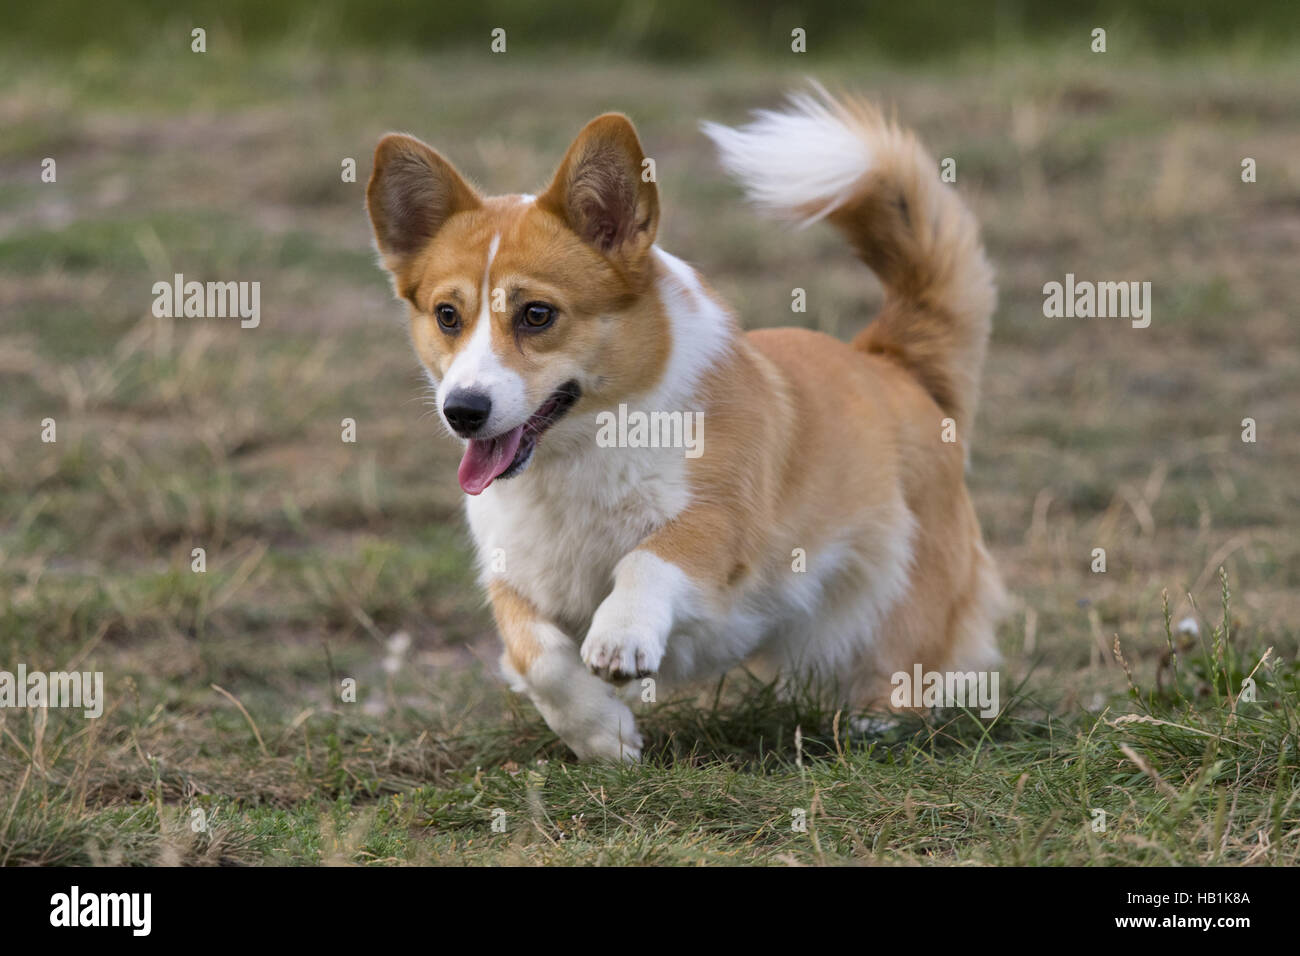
702;87;1005;705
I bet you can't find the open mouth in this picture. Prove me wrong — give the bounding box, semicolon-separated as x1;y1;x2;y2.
456;380;581;495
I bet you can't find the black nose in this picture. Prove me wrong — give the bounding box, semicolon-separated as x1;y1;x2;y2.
443;389;492;436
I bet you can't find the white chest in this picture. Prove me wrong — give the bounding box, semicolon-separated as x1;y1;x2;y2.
465;432;691;637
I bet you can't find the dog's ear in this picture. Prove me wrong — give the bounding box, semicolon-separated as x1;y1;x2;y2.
538;113;659;281
366;134;480;271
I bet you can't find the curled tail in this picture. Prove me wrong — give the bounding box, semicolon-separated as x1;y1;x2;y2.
702;85;996;434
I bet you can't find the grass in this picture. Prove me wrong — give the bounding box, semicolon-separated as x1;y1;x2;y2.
4;576;1296;865
1;37;1298;864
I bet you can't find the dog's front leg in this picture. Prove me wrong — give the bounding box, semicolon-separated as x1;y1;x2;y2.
490;581;642;761
580;550;695;682
579;486;750;684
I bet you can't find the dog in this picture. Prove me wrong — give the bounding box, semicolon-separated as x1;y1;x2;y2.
365;86;1005;760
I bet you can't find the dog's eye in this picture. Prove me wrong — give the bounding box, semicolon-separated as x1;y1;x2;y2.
520;302;557;330
434;303;461;332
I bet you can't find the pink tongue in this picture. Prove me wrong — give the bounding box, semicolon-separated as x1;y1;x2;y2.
457;426;524;495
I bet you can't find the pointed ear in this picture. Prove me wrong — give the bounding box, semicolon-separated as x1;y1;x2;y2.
538;113;659;275
366;134;480;269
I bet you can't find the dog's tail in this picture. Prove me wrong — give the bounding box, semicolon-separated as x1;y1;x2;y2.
702;85;995;435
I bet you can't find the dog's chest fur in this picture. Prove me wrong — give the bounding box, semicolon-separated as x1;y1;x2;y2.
465;425;691;638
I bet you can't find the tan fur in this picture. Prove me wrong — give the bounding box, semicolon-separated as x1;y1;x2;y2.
830;98;995;435
649;320;1002;708
488;579;543;675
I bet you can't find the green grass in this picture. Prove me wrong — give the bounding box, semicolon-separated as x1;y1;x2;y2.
5;575;1296;865
1;37;1298;865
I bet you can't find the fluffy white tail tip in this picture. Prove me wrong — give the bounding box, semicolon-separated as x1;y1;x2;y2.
701;86;872;226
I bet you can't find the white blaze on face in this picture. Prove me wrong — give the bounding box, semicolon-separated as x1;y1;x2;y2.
437;233;529;436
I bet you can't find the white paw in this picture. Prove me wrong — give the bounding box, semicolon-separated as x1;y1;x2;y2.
580;551;681;683
551;691;644;762
580;617;665;683
571;723;644;762
519;643;645;761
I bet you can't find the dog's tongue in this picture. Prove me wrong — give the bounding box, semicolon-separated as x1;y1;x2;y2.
457;426;524;495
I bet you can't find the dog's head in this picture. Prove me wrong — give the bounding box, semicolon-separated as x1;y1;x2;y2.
366;114;669;494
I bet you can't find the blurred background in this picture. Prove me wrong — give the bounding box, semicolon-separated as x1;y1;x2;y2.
1;1;1297;863
10;0;1300;59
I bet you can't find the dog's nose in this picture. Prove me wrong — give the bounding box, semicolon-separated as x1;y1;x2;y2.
443;390;492;436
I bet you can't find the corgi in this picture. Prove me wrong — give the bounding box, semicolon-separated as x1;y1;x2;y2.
365;86;1005;761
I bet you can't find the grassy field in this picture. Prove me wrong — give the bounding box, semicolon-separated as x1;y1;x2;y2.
1;38;1299;865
